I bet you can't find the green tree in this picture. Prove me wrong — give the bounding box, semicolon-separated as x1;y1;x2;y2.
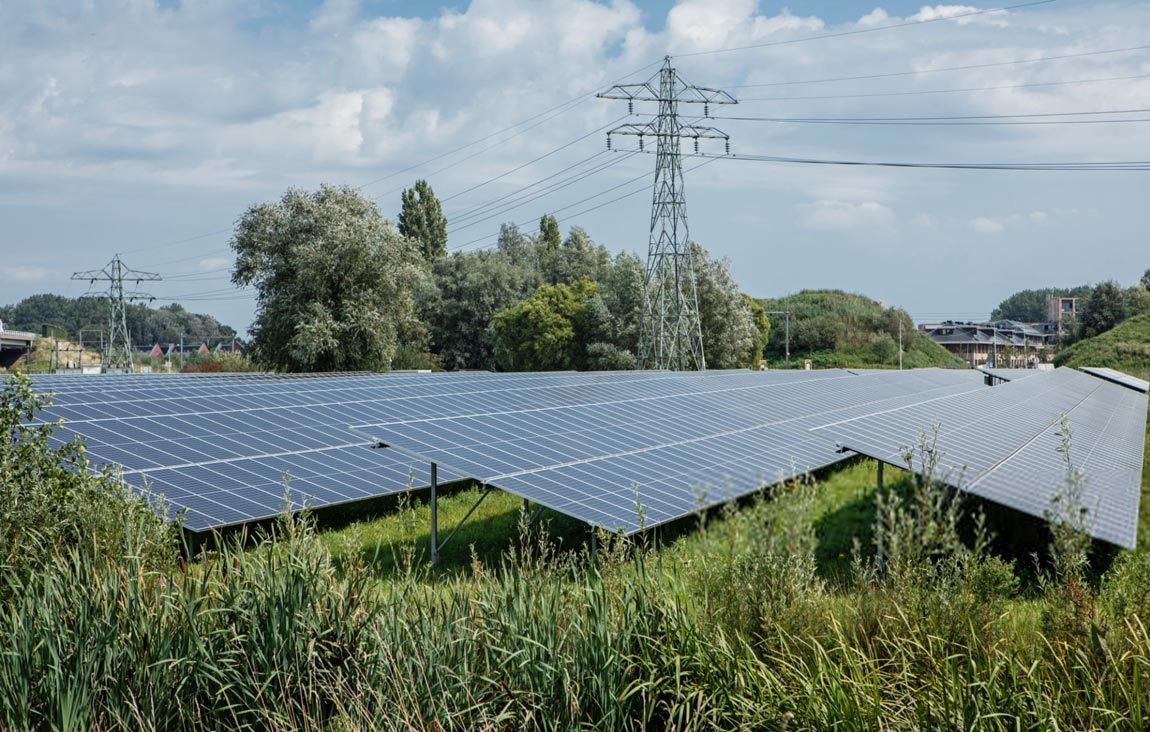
744;294;771;363
540;225;610;285
492;280;596;371
991;286;1092;322
692;243;759;369
596;252;645;356
495;223;539;274
535;215;561;283
427;250;537;370
1127;284;1150;318
1141;269;1150;290
231;185;422;372
398;179;448;260
1078;280;1127;339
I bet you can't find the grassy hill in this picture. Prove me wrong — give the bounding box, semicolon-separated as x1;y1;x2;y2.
1053;312;1150;380
760;290;966;370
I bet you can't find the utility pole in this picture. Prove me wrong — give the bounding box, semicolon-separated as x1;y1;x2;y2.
599;56;735;371
72;255;160;373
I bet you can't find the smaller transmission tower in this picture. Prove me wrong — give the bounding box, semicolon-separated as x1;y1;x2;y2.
72;255;161;372
599;56;735;370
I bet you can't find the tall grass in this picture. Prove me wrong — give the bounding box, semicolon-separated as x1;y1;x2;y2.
5;373;1150;730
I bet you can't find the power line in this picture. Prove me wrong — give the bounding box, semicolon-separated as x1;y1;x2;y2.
674;150;1150;171
450;157;721;254
726;43;1150;89
706;107;1150;125
438;116;629;205
737;73;1150;102
676;0;1055;59
447;150;610;224
447;152;640;234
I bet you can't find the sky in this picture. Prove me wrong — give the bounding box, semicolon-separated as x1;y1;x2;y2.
1;0;1148;337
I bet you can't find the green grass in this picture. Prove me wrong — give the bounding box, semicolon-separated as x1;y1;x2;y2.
1054;312;1150;380
760;289;967;369
320;485;590;576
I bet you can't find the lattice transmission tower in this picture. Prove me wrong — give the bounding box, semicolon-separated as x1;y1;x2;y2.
72;255;161;372
598;56;735;370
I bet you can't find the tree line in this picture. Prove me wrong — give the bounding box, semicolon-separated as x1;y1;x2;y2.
0;295;236;346
230;183;766;373
991;270;1150;344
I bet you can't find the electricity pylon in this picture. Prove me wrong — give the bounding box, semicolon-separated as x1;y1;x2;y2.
72;255;161;372
598;56;735;370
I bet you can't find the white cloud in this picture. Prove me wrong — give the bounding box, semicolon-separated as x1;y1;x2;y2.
796;200;895;231
969;211;1049;233
969;216;1005;233
0;266;53;282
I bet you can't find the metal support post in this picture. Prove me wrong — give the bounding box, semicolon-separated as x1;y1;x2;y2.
875;461;885;569
430;463;439;567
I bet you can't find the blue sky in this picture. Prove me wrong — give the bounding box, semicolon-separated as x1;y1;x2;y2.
1;0;1147;337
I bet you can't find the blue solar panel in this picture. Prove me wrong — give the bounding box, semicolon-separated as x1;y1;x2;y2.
356;369;988;533
810;368;1147;548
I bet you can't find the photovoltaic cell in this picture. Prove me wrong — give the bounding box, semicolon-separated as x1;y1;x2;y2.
810;367;1147;548
1080;367;1150;394
356;369;988;534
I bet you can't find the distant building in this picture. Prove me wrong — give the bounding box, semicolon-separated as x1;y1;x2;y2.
919;320;1054;368
1046;295;1078;326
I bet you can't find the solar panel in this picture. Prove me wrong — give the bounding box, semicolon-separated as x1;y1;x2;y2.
33;369;867;531
1080;367;1150;394
810;368;1147;548
355;369;989;534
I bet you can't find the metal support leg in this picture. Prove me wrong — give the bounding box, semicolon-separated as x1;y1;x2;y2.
430;463;439;567
875;461;885;570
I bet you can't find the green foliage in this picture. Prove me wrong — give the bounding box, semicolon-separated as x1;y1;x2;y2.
761;290;964;369
1054;312;1150;380
744;294;771;362
397;179;448;260
542;226;612;286
0;294;236;345
1078;280;1128;339
0;374;175;588
1127;283;1150;319
492;280;597;371
232;185;423;372
991;285;1093;322
425;249;538;370
691;243;760;369
1142;269;1150;290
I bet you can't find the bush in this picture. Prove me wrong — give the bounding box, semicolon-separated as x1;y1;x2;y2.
0;374;176;586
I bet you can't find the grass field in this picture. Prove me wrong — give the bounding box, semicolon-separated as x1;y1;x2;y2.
5;371;1150;730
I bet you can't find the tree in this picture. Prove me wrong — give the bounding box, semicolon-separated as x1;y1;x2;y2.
426;249;537;370
535;215;561;284
492;280;596;371
1127;284;1150;319
540;225;611;286
1077;280;1126;339
991;286;1092;322
1142;269;1150;290
744;294;771;363
231;184;422;372
398;179;448;260
595;251;644;355
692;243;759;369
495;223;539;274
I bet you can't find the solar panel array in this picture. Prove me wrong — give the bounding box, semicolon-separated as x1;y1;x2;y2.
356;369;988;533
33;366;1142;547
811;367;1148;548
1081;367;1150;394
31;368;984;533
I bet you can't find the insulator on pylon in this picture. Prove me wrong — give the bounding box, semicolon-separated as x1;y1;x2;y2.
607;135;612;150
725;141;730;155
694;138;699;153
628;100;633;114
639;136;644;151
704;103;709;117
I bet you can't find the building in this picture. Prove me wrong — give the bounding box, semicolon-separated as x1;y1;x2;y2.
919;320;1053;368
1046;295;1078;326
